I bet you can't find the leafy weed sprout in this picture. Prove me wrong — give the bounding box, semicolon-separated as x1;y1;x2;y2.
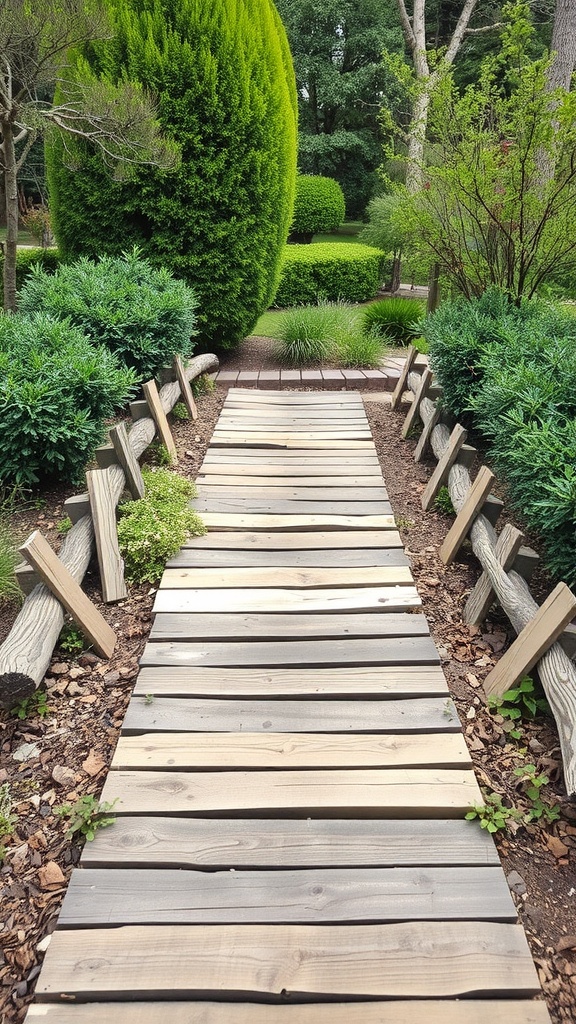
432;486;455;516
514;763;560;823
57;516;73;535
466;791;522;833
489;675;549;740
59;623;88;656
10;689;51;720
55;795;118;841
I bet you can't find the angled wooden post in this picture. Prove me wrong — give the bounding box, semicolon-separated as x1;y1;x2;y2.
20;532;116;658
464;523;524;625
174;355;198;421
109;421;145;500
142;379;178;464
421;424;468;511
401;366;433;439
414;403;440;463
390;346;417;411
440;466;495;565
484;583;576;698
86;468;128;603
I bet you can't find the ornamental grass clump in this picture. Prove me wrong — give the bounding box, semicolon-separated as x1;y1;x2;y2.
118;468;206;584
362;297;425;344
275;302;346;365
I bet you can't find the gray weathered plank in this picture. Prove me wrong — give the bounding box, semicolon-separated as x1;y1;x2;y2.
192;498;392;515
153;585;420;614
166;548;409;569
180;530;402;550
159;565;413;590
199;466;382;479
210;437;376;449
202;452;380;464
85;468;127;603
196;486;389;502
198;475;384;487
149;611;427;642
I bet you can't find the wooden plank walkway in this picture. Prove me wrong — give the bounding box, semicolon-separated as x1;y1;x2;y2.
28;389;550;1023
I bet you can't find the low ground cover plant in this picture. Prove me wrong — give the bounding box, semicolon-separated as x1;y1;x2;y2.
0;313;136;487
19;248;198;382
274;243;386;307
362;297;425;344
289;175;346;243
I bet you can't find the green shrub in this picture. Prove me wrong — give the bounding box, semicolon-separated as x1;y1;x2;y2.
275;243;385;307
191;374;216;397
362;297;425;344
276;302;344;365
46;0;297;352
290;175;346;243
118;467;206;583
337;329;385;368
0;313;136;487
0;247;61;294
19;249;198;382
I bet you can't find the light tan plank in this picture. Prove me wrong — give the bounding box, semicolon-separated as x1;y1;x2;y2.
86;467;127;603
153;585;420;614
149;611;426;642
464;523;524;625
36;922;538;1000
108;421;145;499
198;514;396;531
167;548;409;568
142;379;177;462
391;345;417;410
183;530;402;549
440;466;496;564
202;452;380;463
159;566;414;590
199;465;381;479
193;498;392;516
174;354;198;420
196;485;389;501
211;436;375;448
134;665;449;698
421;424;467;511
101;768;482;816
19;532;116;658
198;474;384;487
402;366;433;439
219;408;367;419
112;732;471;770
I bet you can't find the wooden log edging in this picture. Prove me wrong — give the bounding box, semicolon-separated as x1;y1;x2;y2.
0;353;218;709
404;366;576;795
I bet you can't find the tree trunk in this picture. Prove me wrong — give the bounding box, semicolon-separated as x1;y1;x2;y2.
548;0;576;91
405;87;430;193
389;255;401;293
2;120;19;312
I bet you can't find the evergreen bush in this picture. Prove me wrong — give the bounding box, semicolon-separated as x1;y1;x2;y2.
0;314;136;487
19;249;198;382
275;243;385;307
46;0;298;352
290;176;346;243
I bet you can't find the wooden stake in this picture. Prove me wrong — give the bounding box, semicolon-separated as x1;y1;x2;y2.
440;466;495;565
86;468;128;603
484;583;576;698
19;532;116;658
464;523;524;625
142;379;178;464
174;355;198;421
421;424;467;511
109;421;145;500
414;403;440;463
401;367;433;439
390;347;417;411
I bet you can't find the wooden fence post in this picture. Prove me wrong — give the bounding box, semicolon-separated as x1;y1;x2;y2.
86;468;128;603
390;347;417;411
142;380;178;464
421;424;467;511
174;355;198;421
464;523;524;625
401;367;433;439
440;467;495;565
109;421;145;500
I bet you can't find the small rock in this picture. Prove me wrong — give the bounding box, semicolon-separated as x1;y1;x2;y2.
51;765;76;788
528;738;545;755
103;671;121;685
79;652;99;667
51;662;69;675
38;861;66;889
507;869;527;895
68;667;86;679
557;935;576;953
547;835;570;859
13;742;40;762
14;981;27;998
66;681;84;696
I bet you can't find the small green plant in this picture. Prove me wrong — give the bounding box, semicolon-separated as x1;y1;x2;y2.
10;689;51;720
0;783;17;859
395;515;415;530
466;791;522;833
148;441;174;468
171;401;190;421
362;298;425;344
191;373;216;397
144;693;155;704
0;520;21;603
489;676;549;738
118;467;206;584
55;795;118;841
432;486;455;516
57;516;73;535
275;302;342;365
58;623;88;656
337;328;386;368
513;763;561;823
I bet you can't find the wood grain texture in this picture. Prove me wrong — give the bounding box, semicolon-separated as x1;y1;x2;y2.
121;696;460;735
35;921;538;1000
197;515;397;532
210;437;375;449
198;475;385;487
159;565;413;590
464;523;524;625
192;498;392;516
80;816;500;869
85;468;127;603
402;366;433;439
112;731;471;770
391;346;417;410
134;664;450;698
199;466;382;479
149;611;428;642
181;530;402;549
202;453;380;465
139;636;438;669
108;421;145;500
59;865;515;927
174;354;198;421
153;585;420;615
142;379;177;462
421;424;467;511
166;548;409;569
196;486;389;502
440;466;496;564
25;1000;552;1023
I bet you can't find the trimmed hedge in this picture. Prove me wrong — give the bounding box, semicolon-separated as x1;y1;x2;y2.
290;175;346;242
0;248;61;294
274;243;386;307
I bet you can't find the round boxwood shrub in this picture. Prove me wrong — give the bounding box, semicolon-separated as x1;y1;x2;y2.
0;314;136;487
274;243;386;307
46;0;297;352
290;175;346;243
19;249;198;382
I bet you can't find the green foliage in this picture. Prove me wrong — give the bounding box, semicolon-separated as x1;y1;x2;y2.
147;442;173;468
171;402;190;422
0;313;136;488
275;243;386;307
513;763;560;823
337;328;385;369
0;519;20;603
362;297;424;344
466;791;522;833
432;487;455;516
47;0;298;352
19;249;198;382
10;689;51;720
59;623;88;656
0;247;61;295
276;302;342;365
290;175;346;242
55;795;118;841
191;374;216;397
57;517;73;536
489;675;550;727
118;467;206;584
0;783;17;857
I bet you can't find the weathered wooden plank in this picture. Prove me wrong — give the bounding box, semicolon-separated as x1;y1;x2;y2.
192;499;393;515
464;523;524;625
108;421;145;500
59;865;515;927
414;401;441;462
112;732;470;770
80;816;500;869
210;437;375;449
202;452;380;464
421;424;468;511
402;366;433;439
196;486;389;502
440;466;496;564
181;530;402;549
159;565;413;590
19;533;116;659
198;475;385;487
484;582;576;698
219;408;367;420
166;547;409;569
142;379;177;463
150;611;427;642
391;346;418;411
134;665;450;698
139;636;438;669
121;697;459;735
36;921;538;1000
173;354;198;421
25;1000;553;1023
85;468;127;603
215;421;369;432
153;585;420;614
226;391;363;403
199;466;381;479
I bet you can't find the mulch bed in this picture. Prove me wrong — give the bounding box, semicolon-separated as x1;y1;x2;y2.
0;348;575;1022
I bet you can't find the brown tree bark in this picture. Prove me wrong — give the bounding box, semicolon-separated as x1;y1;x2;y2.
548;0;576;92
